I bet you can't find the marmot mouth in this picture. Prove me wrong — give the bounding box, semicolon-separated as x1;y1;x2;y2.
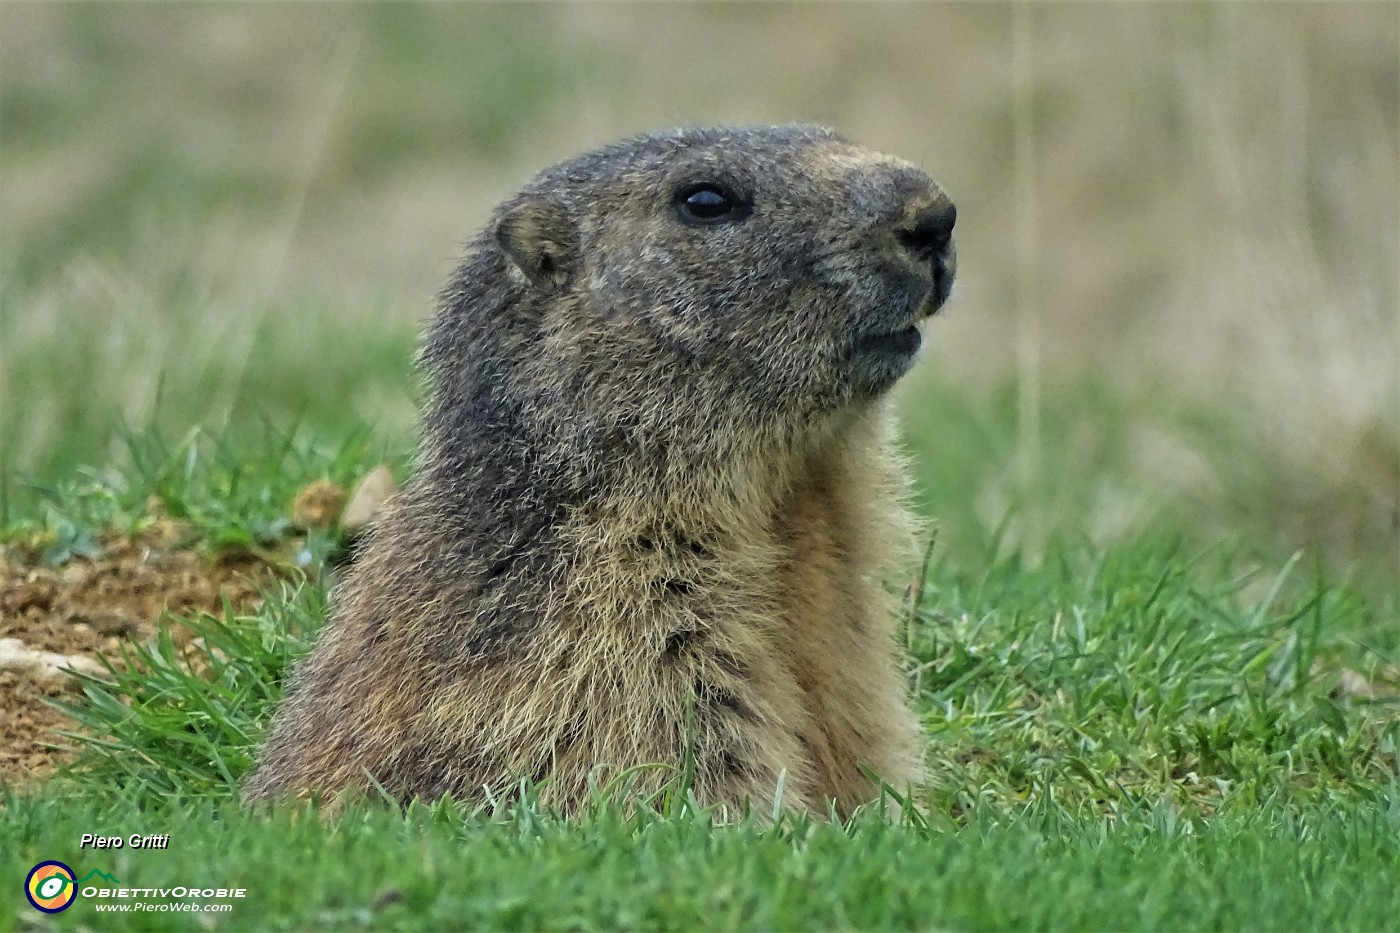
856;324;922;357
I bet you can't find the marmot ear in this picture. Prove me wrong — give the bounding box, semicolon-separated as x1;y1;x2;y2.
495;196;578;291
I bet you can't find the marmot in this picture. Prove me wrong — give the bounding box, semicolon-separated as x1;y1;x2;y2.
243;125;957;818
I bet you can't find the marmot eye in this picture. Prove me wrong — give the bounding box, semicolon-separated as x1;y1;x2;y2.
676;183;748;224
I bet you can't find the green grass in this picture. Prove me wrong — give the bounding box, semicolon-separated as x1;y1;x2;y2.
2;6;1397;929
2;402;1397;930
4;793;1398;932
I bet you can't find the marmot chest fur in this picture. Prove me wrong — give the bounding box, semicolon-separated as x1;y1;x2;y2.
243;124;957;817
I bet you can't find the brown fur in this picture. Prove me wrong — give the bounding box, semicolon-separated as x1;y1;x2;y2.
242;125;957;818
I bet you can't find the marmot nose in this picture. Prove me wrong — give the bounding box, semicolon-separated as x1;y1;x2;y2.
897;200;957;260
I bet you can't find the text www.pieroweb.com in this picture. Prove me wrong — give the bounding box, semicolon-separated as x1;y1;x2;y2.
81;885;246;913
93;902;235;913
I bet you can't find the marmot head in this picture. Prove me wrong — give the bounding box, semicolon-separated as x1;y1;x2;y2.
426;125;955;465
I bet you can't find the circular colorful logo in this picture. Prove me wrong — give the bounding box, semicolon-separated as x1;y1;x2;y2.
25;861;77;913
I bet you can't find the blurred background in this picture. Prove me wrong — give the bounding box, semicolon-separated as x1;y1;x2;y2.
1;3;1396;583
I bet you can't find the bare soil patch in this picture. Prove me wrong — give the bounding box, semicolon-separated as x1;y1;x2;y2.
0;521;282;789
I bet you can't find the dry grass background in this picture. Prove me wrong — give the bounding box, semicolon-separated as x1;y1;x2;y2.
1;3;1396;578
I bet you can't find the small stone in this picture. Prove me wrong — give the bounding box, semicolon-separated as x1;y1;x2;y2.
342;466;399;533
144;517;194;548
291;479;347;531
59;562;92;586
89;610;140;637
0;638;110;686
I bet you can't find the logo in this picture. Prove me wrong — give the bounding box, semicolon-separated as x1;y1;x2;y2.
24;864;123;913
25;861;77;913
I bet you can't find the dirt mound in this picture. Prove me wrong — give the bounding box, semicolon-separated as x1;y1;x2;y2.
0;521;281;789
